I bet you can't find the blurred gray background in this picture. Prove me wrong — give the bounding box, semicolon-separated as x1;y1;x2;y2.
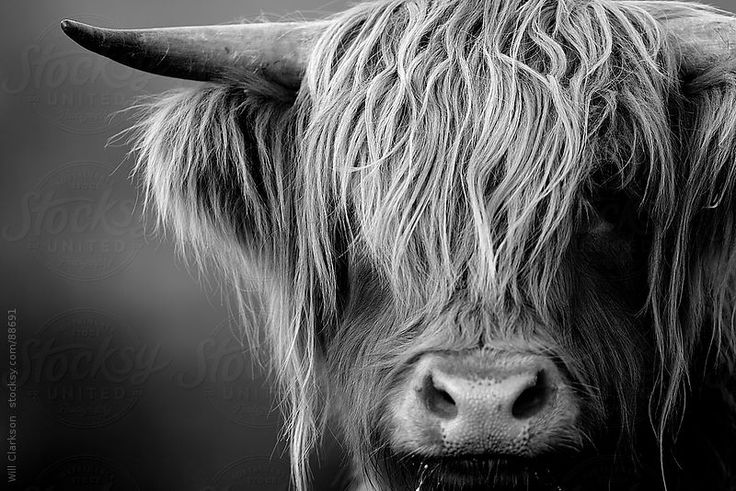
2;0;736;490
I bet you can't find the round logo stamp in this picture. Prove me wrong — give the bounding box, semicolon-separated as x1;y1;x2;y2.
2;161;144;281
173;321;280;429
27;455;139;491
18;309;168;429
202;456;290;491
1;14;151;135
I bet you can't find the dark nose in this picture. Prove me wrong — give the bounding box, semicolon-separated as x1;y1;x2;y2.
391;350;579;456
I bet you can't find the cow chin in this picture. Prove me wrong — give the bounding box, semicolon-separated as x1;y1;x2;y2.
371;451;587;491
369;445;648;491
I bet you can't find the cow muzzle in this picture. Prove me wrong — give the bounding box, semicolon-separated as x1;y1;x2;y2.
390;349;580;458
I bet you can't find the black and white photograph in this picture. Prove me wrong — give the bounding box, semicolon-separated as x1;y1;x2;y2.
3;0;736;489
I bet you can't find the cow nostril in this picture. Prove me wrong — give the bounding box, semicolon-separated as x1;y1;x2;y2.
511;370;552;420
399;353;574;456
422;375;458;419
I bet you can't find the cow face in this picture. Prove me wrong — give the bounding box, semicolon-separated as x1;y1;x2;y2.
295;1;667;487
64;0;736;489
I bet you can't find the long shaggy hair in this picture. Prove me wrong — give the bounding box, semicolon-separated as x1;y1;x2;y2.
126;0;736;489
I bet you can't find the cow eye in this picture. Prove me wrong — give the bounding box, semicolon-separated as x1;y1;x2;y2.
596;198;625;224
589;192;640;236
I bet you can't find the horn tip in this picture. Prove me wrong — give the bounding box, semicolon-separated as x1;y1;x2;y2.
60;19;93;43
60;18;79;33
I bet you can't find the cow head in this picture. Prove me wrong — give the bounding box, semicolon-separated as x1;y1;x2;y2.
63;1;736;489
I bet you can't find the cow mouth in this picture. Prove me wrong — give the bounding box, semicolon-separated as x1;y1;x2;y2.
371;448;649;491
376;451;590;491
411;455;558;490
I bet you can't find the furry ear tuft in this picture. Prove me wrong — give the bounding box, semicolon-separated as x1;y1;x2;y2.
668;61;736;371
682;63;736;364
645;54;736;481
126;84;294;264
124;82;323;490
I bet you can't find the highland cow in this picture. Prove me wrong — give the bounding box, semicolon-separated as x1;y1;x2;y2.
63;0;736;489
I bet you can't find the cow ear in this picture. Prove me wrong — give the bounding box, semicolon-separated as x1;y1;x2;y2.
661;44;736;376
127;82;325;490
660;61;736;481
127;80;297;283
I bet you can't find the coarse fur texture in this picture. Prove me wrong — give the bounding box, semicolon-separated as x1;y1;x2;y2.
125;0;736;489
